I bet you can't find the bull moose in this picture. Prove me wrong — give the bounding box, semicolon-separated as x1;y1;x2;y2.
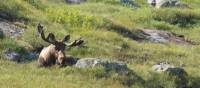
37;23;83;67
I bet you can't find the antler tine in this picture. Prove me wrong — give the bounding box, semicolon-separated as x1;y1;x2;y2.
62;35;70;42
37;23;57;44
68;37;84;47
37;23;43;34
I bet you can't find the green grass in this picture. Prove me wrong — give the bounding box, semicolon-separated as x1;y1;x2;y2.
0;0;200;88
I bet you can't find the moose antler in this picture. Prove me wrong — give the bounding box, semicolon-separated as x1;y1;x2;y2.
37;23;84;46
67;38;84;47
62;35;70;42
37;23;57;44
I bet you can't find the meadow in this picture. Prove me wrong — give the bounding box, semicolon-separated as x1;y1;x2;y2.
0;0;200;88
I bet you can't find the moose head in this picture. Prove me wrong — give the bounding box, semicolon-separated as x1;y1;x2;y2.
37;23;83;67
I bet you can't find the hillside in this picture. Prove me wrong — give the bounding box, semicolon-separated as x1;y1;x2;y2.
0;0;200;88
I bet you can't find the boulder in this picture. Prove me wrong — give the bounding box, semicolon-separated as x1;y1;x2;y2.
3;48;21;62
152;61;187;76
0;21;24;39
147;0;182;8
66;0;86;4
3;48;38;62
75;58;128;72
152;62;189;88
138;29;194;44
152;62;175;72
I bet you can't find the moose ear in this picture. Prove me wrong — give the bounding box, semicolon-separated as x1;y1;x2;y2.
62;35;70;42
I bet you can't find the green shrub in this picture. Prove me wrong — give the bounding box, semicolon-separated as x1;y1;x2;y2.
45;6;105;29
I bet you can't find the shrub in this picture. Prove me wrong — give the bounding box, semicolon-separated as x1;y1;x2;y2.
45;6;105;29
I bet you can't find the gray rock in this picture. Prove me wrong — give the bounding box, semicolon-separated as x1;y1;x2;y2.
152;61;186;75
3;49;21;62
139;29;169;43
120;0;139;8
138;29;193;44
0;21;24;39
28;52;37;60
20;48;38;60
147;0;180;8
66;0;86;4
152;62;188;88
75;58;128;72
152;62;174;72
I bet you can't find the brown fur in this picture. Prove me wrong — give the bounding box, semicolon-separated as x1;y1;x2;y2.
38;44;64;67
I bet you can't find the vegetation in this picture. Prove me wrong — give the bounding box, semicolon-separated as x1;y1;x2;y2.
0;0;200;88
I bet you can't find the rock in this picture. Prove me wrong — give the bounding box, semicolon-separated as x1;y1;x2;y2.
3;47;38;62
138;29;194;44
152;62;189;88
152;61;187;75
152;62;174;72
75;58;128;72
3;48;21;62
120;0;139;8
21;48;38;60
27;52;37;60
66;0;86;4
147;0;156;6
140;29;168;43
147;0;182;8
0;21;25;39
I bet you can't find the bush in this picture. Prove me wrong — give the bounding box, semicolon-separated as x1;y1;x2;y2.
45;6;105;29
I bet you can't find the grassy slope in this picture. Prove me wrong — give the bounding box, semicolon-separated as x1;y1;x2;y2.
0;0;200;88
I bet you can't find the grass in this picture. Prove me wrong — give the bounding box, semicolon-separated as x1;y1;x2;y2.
0;0;200;88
